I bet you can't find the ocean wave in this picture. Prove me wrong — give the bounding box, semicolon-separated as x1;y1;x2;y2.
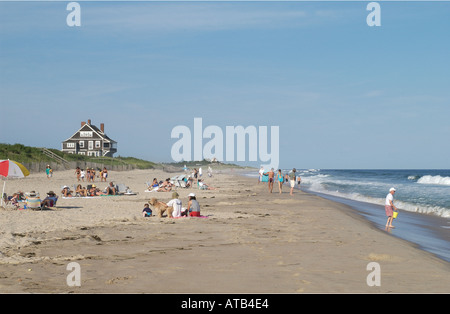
302;183;450;219
417;175;450;186
302;174;385;189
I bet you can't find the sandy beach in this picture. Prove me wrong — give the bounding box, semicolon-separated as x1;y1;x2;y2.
0;167;449;293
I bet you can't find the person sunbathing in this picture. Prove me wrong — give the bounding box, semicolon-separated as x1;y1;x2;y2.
87;185;103;196
61;186;73;197
198;179;217;190
158;179;173;192
76;184;88;197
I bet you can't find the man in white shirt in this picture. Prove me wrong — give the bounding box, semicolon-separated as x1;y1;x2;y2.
258;166;264;184
167;192;183;218
385;187;398;228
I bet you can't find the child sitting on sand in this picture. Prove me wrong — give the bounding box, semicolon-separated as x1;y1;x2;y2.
142;203;152;217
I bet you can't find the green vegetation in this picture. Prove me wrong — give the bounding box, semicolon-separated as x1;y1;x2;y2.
0;143;52;163
0;143;157;169
0;143;247;170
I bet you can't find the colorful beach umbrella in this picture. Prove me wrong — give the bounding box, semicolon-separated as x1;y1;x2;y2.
0;159;30;178
0;159;30;207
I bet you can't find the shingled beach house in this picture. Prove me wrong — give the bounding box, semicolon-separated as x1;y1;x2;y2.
61;119;117;157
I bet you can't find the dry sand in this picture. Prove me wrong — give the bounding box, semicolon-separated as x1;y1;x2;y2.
0;168;449;293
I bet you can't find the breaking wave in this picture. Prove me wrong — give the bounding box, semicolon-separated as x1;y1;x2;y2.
417;175;450;186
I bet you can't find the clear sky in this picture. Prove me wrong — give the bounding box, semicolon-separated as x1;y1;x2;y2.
0;1;449;169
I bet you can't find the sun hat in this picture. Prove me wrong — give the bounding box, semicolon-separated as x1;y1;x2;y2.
188;193;196;197
390;187;396;192
172;192;179;198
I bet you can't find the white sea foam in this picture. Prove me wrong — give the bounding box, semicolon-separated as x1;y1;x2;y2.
302;175;450;218
417;175;450;186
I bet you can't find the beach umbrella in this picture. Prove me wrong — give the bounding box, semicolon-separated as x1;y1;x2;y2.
0;159;30;206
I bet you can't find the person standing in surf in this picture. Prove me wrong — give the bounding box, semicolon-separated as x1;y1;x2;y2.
289;168;297;196
385;187;398;228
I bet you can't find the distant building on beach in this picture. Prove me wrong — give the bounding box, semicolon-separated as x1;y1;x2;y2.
61;119;117;157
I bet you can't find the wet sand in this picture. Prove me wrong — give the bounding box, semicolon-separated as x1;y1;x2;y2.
0;168;449;293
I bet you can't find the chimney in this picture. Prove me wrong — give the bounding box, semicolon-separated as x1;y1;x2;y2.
81;121;86;127
100;123;104;133
88;119;91;125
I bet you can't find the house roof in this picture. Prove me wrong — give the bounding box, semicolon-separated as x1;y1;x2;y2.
63;123;117;143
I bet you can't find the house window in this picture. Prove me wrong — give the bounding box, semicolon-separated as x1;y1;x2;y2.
88;141;94;150
95;141;101;148
79;141;84;148
88;151;100;157
66;143;75;148
80;131;93;137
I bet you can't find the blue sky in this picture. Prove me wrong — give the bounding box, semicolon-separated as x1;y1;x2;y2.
0;1;449;169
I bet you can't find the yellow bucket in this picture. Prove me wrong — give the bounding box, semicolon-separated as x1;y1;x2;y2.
393;211;398;219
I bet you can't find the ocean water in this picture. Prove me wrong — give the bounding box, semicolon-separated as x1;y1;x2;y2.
298;169;450;219
248;169;450;262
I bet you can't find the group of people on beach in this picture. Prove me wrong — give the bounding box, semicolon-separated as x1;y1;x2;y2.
49;167;116;197
142;191;201;218
2;190;58;210
61;181;119;197
259;167;301;196
147;172;217;192
148;177;175;192
257;166;400;229
74;167;109;183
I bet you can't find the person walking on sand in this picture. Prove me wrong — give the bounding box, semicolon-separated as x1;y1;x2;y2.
276;169;284;194
264;168;275;193
80;169;85;182
385;187;398;228
45;165;52;179
75;167;81;182
101;167;108;182
289;168;297;196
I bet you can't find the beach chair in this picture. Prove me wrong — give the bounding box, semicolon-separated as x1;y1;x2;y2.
175;175;189;188
41;195;58;209
117;183;137;195
170;175;181;188
117;183;127;194
1;193;19;209
26;196;42;210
